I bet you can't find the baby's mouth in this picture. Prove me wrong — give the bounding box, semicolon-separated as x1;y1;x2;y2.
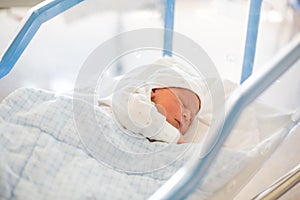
174;119;181;129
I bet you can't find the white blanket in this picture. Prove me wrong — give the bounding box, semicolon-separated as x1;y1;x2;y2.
0;88;295;200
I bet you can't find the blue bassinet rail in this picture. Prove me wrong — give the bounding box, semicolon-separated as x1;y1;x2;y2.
163;0;175;57
0;0;83;79
0;0;175;78
240;0;262;83
150;33;300;200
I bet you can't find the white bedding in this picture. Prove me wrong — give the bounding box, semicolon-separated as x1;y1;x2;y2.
0;87;295;200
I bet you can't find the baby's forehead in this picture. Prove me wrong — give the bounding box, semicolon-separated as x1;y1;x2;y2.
169;87;197;96
169;87;201;110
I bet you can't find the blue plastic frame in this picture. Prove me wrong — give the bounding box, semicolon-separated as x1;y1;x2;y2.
0;0;84;79
240;0;262;83
0;0;176;78
163;0;175;57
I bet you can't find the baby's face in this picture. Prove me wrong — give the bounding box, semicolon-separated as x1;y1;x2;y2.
151;87;200;134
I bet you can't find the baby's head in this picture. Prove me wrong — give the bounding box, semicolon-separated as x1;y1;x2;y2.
151;87;201;134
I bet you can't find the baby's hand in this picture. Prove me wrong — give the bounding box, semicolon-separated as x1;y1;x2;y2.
177;134;186;144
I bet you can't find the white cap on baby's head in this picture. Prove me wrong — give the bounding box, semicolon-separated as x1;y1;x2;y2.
146;57;208;115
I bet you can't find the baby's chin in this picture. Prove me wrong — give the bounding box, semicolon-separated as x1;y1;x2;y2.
177;123;190;135
179;127;189;135
166;118;189;135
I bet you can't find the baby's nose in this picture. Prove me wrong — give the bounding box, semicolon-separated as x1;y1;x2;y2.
183;110;191;121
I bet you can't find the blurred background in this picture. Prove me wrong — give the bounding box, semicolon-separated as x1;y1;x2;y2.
0;0;299;199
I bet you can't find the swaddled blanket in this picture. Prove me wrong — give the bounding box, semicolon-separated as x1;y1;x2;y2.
0;87;294;199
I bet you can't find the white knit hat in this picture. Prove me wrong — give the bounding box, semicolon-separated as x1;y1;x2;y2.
148;58;207;108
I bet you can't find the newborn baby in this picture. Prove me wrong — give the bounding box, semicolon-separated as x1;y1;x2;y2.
150;87;201;143
99;58;204;144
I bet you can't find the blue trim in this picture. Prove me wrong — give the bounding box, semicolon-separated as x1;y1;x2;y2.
291;0;300;11
163;0;175;57
240;0;262;84
0;0;84;79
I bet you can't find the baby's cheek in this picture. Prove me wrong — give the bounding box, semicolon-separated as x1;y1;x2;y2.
182;119;194;134
167;102;181;116
181;124;189;134
155;104;166;116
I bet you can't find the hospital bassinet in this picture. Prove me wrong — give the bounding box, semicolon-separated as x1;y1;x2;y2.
0;0;299;199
